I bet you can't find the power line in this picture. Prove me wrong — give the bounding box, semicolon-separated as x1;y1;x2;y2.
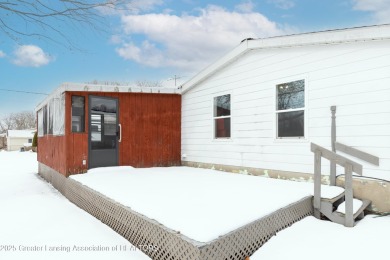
0;88;49;96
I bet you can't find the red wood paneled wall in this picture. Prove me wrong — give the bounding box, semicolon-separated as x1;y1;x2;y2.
65;92;89;175
37;135;67;174
39;91;181;176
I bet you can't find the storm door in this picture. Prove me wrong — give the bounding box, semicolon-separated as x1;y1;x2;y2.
89;96;119;169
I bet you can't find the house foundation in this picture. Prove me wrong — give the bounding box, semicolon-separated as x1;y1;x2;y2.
182;161;390;214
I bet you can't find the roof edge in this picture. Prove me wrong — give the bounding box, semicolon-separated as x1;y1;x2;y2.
35;82;181;112
181;41;250;94
181;24;390;94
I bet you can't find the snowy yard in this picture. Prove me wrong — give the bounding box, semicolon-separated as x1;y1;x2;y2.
251;215;390;259
71;166;343;243
0;151;150;260
1;150;388;260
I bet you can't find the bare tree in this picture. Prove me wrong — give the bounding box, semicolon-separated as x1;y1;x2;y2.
135;80;163;88
13;111;36;130
0;0;130;48
0;111;36;133
0;115;14;133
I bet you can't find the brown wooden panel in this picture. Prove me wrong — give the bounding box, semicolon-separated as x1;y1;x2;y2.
39;91;181;176
37;135;67;175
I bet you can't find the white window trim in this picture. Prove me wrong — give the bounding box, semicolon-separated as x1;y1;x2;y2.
212;93;232;141
274;76;309;143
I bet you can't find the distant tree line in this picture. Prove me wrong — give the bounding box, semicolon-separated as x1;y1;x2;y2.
0;111;36;133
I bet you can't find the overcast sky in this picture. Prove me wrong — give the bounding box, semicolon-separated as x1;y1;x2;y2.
0;0;389;118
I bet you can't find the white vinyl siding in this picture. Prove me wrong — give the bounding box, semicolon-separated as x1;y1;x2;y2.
182;39;390;181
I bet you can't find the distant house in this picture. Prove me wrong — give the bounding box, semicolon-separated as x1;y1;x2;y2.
6;130;35;151
0;133;6;149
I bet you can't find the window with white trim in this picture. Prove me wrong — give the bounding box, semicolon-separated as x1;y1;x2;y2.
214;94;231;138
276;80;305;138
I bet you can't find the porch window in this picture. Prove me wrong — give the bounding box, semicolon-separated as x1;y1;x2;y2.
48;99;54;135
43;105;47;135
37;108;44;137
72;96;85;133
276;80;305;138
214;94;231;138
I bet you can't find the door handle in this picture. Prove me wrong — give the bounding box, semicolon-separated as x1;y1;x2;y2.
118;123;122;143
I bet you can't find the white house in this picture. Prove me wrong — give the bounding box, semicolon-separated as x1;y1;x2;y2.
180;24;390;213
7;130;35;151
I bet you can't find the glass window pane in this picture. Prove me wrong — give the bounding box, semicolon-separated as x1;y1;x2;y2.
215;118;231;138
278;111;304;137
72;116;84;132
43;105;47;135
48;99;53;135
91;97;117;113
53;93;65;136
277;80;305;110
91;114;102;142
104;114;117;136
90;97;118;150
72;96;85;133
38;109;44;137
214;94;231;117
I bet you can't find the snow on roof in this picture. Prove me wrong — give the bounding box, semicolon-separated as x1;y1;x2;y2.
181;23;390;93
36;82;181;112
7;130;35;138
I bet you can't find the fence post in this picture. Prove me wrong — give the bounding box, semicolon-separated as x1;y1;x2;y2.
345;163;354;227
314;150;322;219
330;106;336;186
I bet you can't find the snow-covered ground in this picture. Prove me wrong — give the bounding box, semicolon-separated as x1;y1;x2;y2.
0;151;150;260
251;215;390;259
3;151;387;260
71;166;343;243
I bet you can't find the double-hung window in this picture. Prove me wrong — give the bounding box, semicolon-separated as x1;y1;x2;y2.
276;80;305;138
214;94;231;138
